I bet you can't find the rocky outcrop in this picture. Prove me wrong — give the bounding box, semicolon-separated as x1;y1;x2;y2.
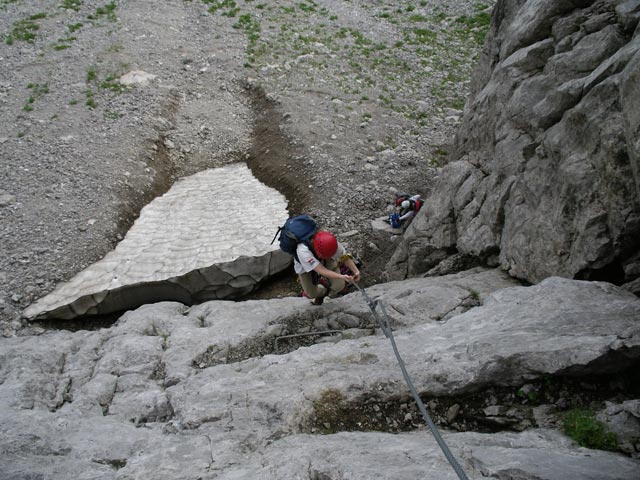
2;270;639;478
386;0;640;286
23;163;291;320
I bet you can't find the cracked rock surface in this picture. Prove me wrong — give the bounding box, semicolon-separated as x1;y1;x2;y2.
386;0;640;286
1;270;639;478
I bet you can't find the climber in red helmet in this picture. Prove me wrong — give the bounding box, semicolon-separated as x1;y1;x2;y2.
295;230;361;306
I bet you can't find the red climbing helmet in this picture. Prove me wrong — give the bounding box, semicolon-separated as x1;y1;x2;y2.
313;231;338;259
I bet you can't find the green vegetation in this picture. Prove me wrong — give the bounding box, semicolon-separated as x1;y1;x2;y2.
454;10;491;45
60;0;83;11
203;0;236;14
53;36;77;50
6;13;47;44
100;74;125;92
86;66;98;83
87;2;117;21
23;82;49;112
68;22;83;33
562;409;618;451
197;0;491;126
233;13;261;66
85;89;96;108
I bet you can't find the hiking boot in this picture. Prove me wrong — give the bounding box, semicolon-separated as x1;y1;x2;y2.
310;296;325;306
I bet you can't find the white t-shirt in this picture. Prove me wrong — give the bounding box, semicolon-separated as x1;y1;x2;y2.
293;242;346;274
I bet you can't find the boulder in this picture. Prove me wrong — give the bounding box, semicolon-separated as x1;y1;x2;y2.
386;0;640;285
119;70;157;86
23;163;291;320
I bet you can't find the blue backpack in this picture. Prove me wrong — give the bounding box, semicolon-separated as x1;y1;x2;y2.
271;214;317;260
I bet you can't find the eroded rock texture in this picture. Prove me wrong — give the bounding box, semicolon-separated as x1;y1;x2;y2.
23;163;290;320
1;270;639;479
387;0;640;287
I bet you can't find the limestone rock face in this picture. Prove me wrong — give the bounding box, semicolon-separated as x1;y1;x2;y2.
2;271;639;478
23;163;291;320
386;0;640;284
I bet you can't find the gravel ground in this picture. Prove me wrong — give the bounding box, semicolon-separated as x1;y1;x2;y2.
0;0;492;334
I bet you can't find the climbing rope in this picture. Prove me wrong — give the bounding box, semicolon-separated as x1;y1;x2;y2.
350;281;470;480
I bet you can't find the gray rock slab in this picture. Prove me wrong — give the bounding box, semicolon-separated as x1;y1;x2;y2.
23;163;291;320
2;274;639;478
216;430;640;480
165;277;640;432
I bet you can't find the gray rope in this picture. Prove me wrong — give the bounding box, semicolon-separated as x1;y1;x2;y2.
351;281;470;480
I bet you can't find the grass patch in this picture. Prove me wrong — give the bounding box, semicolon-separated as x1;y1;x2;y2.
87;2;117;21
86;66;98;83
562;409;618;451
85;89;96;108
100;74;125;92
405;28;436;44
60;0;83;11
298;1;316;13
453;11;491;45
23;82;49;111
6;14;47;44
68;22;83;33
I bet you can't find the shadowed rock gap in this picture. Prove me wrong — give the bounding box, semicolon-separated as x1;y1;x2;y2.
305;361;640;437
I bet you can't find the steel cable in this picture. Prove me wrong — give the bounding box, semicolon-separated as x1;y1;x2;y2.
350;281;470;480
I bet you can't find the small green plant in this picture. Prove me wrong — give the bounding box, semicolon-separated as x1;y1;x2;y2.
104;110;122;119
87;2;117;21
100;74;124;92
60;0;83;11
86;66;98;82
407;28;436;44
469;289;479;301
298;1;316;13
562;409;618;451
85;89;96;108
17;131;25;138
23;82;49;111
53;40;72;50
205;0;236;14
68;22;83;33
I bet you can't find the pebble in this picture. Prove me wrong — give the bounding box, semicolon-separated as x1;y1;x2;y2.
0;192;16;207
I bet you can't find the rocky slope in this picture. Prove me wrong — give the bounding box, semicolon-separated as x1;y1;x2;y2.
386;0;640;289
1;0;488;331
2;0;640;478
1;270;639;478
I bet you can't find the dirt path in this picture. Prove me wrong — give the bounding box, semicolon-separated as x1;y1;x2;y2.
0;0;492;332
